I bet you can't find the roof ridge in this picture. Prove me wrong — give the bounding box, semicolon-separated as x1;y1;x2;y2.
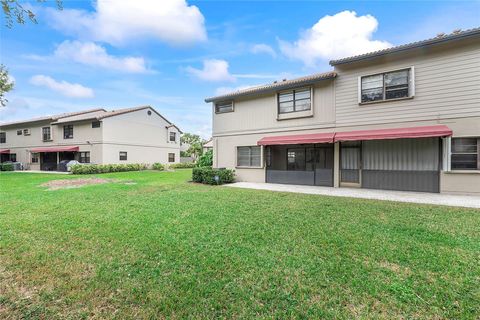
330;26;480;65
0;107;107;127
205;71;336;102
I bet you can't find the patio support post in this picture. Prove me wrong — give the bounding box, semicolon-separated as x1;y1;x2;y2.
334;142;340;188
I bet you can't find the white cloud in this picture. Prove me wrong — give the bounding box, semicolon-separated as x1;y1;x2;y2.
279;11;392;66
251;44;277;58
186;59;236;82
54;41;149;74
30;75;94;99
48;0;207;46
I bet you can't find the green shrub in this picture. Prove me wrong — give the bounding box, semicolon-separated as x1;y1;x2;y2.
197;149;213;167
192;166;208;183
169;162;196;169
0;163;14;171
152;163;165;171
192;167;235;185
71;163;147;174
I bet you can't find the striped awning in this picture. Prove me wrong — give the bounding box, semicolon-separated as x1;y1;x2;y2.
257;125;452;145
335;125;453;142
257;133;335;146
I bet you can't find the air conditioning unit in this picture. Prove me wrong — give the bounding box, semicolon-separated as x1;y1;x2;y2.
23;129;31;136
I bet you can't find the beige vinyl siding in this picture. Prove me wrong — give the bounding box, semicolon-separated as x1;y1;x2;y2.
102;108;180;164
212;81;335;136
334;40;480;127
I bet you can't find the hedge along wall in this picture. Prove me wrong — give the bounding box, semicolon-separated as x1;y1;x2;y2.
70;164;148;174
192;167;235;185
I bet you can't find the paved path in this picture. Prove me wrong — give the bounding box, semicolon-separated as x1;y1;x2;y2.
226;182;480;209
10;170;71;174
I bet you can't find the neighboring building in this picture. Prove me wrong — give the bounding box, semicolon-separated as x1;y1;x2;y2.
0;106;181;170
205;28;480;195
203;138;213;153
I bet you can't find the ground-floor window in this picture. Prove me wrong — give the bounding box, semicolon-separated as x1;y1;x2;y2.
10;153;16;162
168;153;175;162
79;152;90;163
451;137;479;170
119;151;127;161
237;146;261;167
31;153;39;163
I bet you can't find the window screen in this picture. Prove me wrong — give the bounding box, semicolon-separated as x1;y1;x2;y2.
237;146;261;167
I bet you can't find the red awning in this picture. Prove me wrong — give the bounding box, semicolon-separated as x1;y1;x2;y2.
257;125;452;146
0;149;10;154
334;125;452;142
258;132;334;146
29;146;79;153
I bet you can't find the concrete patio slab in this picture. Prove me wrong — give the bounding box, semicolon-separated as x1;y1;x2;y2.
226;182;480;209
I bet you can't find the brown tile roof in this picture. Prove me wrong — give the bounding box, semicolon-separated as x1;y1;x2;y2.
96;106;150;119
0;108;106;127
2;106;181;133
204;71;336;103
330;27;480;66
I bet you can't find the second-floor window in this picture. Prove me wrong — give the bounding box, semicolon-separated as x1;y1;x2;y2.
0;132;5;143
278;88;311;114
451;138;479;170
360;68;412;103
215;101;233;113
169;132;176;142
42;127;51;141
92;121;101;128
17;130;22;135
63;125;73;139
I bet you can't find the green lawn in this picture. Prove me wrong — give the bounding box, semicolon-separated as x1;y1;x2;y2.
0;170;479;319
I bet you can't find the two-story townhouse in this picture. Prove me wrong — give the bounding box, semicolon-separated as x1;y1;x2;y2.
206;28;480;195
0;105;182;171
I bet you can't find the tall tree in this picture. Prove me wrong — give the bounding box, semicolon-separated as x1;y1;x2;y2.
1;0;62;28
181;133;205;160
0;65;14;107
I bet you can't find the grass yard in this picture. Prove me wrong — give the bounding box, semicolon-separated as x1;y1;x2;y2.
0;170;479;319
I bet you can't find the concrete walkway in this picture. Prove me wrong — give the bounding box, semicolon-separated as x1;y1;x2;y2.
226;182;480;209
9;170;71;174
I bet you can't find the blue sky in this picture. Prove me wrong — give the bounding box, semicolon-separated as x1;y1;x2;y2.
1;0;479;138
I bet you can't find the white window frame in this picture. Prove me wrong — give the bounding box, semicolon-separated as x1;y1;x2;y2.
214;101;234;114
448;137;480;171
358;67;415;104
277;87;313;114
42;126;52;142
169;131;177;143
236;145;263;168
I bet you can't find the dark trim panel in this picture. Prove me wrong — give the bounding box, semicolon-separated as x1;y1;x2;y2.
362;170;440;193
